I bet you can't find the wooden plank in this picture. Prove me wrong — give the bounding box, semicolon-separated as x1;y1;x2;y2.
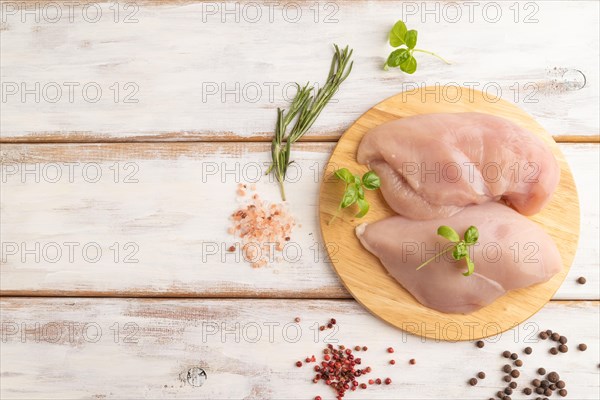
1;0;598;141
1;142;597;299
0;298;598;399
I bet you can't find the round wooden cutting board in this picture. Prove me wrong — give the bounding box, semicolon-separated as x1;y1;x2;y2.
318;86;580;341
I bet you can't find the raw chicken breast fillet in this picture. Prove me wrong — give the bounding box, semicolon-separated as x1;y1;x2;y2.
357;113;560;219
356;202;562;314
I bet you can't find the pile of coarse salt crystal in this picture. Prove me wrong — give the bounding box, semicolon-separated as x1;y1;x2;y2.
228;183;296;268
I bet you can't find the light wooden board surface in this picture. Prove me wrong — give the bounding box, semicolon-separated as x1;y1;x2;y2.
0;142;597;299
319;87;579;340
0;0;598;141
1;298;598;400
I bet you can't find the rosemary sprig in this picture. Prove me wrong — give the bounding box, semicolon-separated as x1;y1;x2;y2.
267;44;354;200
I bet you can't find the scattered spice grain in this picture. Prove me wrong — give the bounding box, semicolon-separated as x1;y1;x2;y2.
514;359;523;367
558;344;568;353
559;336;567;344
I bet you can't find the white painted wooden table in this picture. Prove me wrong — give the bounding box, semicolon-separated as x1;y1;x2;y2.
1;1;598;399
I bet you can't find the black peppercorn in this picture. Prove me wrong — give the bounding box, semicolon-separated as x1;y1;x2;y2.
503;364;512;373
577;276;586;284
504;387;513;395
549;347;558;355
509;382;517;389
558;389;567;397
476;340;484;348
544;388;552;396
523;387;532;395
510;353;518;360
538;368;546;375
514;359;523;367
532;379;541;387
551;332;560;341
547;372;560;383
469;378;477;386
578;343;587;351
504;375;512;382
524;346;532;354
477;371;486;379
558;344;568;353
539;332;548;340
510;370;520;378
556;380;566;389
559;336;567;344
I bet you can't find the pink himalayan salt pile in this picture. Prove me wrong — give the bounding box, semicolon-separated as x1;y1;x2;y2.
228;184;296;268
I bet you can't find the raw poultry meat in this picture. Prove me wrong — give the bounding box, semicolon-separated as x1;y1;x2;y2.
357;113;560;219
356;202;562;314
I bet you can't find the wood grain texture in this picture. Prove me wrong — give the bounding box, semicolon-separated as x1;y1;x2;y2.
319;87;579;340
0;0;598;141
0;298;598;399
1;142;597;299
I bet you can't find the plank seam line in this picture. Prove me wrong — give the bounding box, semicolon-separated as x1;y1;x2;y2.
0;138;598;145
0;295;597;303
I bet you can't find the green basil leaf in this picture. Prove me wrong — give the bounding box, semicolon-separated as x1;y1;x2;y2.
334;168;354;184
386;48;410;68
341;185;358;208
389;20;407;47
437;226;460;242
400;55;417;74
357;184;365;200
464;226;479;244
354;174;362;185
405;30;418;49
452;242;467;260
362;170;381;190
355;198;370;218
463;254;475;277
